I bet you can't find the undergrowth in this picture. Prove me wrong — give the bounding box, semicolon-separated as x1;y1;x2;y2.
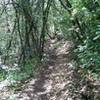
7;57;40;82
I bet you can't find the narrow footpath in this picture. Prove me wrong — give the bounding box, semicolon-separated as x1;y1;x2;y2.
1;39;99;100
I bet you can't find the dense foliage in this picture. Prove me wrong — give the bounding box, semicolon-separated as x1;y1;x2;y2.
0;0;100;82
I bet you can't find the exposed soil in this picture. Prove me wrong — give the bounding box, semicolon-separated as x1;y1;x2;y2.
0;39;100;100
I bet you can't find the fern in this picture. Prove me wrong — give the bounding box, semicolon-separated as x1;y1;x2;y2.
93;24;100;40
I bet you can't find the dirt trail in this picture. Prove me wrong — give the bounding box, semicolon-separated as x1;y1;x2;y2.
12;39;76;100
1;39;98;100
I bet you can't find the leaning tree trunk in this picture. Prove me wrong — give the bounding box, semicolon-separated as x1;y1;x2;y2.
39;0;52;59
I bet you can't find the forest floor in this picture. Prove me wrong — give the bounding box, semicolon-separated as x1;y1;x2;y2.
0;38;100;100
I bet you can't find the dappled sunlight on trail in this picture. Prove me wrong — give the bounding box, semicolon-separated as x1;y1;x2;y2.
0;39;99;100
